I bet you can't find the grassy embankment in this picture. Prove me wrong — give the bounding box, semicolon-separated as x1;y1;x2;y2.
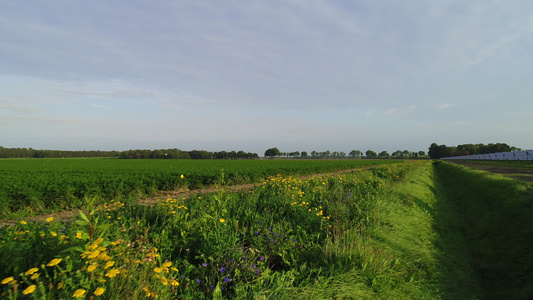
432;161;532;299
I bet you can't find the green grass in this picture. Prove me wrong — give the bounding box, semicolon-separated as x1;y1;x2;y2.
432;161;533;299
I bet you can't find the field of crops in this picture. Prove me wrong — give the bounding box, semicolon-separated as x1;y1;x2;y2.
0;158;401;217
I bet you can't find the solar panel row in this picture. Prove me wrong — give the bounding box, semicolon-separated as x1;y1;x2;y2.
442;150;533;160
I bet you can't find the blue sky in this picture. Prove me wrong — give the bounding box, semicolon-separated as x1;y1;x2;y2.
1;1;532;155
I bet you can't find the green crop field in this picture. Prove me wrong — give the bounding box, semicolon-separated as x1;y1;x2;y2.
0;158;401;217
0;160;531;299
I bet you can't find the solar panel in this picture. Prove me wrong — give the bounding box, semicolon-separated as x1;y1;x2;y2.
442;150;533;161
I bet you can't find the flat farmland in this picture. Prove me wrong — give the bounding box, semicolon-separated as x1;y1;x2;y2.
0;158;401;217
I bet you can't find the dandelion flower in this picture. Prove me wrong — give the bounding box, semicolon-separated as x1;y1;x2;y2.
20;221;27;225
219;218;225;223
154;267;162;273
180;174;184;179
94;287;105;296
22;285;36;295
25;268;39;276
162;262;172;268
30;273;40;280
1;277;14;285
46;217;54;222
47;258;62;267
73;288;86;298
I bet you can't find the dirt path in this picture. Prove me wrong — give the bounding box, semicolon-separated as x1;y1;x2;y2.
446;160;533;182
1;168;362;227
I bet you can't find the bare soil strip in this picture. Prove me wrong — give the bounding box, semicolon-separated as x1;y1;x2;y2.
1;168;362;227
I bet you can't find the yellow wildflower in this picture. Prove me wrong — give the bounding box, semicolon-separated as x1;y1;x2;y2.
219;218;225;223
22;285;36;295
1;277;14;285
20;221;27;225
25;268;39;276
47;258;62;267
51;231;58;237
57;282;64;290
180;174;184;179
170;279;179;286
30;273;40;280
76;232;82;239
46;217;54;222
104;261;115;269
94;238;104;245
87;264;98;272
105;268;120;278
162;262;172;268
73;288;86;298
94;287;105;296
153;267;162;273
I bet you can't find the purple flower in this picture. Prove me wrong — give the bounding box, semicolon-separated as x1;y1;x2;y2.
229;260;234;263
260;256;265;261
243;257;247;260
210;286;214;289
224;278;230;283
196;279;201;284
259;221;262;224
202;262;208;267
254;231;259;235
220;267;226;273
221;287;225;290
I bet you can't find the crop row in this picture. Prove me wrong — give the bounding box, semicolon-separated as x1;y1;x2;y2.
0;158;401;217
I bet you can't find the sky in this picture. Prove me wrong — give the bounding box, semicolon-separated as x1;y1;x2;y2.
1;1;532;155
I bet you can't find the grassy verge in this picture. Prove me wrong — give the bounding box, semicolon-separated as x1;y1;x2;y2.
432;161;533;299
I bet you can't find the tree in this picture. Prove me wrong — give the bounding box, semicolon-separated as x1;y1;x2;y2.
365;150;377;158
301;151;308;158
378;151;390;159
264;147;280;158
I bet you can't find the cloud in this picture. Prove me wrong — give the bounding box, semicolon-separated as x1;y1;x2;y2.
365;110;374;117
438;103;452;109
383;108;398;116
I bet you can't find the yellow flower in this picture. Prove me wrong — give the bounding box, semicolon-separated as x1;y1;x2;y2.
94;287;105;296
87;264;98;272
20;221;27;225
57;282;64;290
219;218;225;223
162;262;172;268
94;238;104;244
153;267;162;273
180;174;184;179
46;217;54;222
51;231;58;237
104;261;115;269
25;268;39;276
1;277;14;285
105;268;120;278
76;232;82;239
170;279;179;286
30;273;40;280
73;288;86;298
22;285;36;295
47;258;62;267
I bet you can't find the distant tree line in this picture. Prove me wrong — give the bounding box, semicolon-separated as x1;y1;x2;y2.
428;142;521;159
0;147;120;158
0;146;259;159
264;147;427;159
